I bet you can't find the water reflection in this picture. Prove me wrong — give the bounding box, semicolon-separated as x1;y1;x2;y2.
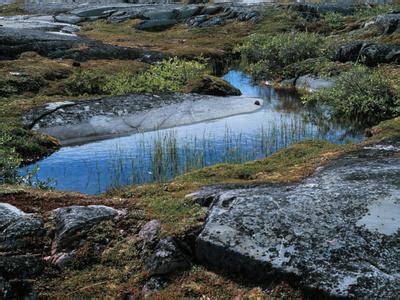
20;70;364;194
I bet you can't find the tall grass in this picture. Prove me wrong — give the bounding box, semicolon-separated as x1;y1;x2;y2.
98;115;329;191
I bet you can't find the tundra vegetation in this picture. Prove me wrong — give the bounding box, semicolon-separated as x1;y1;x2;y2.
0;1;400;298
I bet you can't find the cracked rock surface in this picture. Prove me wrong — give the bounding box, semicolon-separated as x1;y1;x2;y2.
196;139;400;298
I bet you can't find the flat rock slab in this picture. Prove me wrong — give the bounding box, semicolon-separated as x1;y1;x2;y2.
24;93;263;145
196;140;400;298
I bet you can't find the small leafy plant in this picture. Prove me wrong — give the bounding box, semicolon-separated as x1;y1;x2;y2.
236;32;323;79
303;65;399;125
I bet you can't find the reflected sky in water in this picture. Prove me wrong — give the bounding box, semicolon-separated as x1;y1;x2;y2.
20;71;364;194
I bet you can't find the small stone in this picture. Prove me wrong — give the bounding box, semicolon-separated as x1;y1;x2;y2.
139;220;161;245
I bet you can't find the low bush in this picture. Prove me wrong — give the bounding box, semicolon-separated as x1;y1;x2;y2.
302;65;399;125
64;70;108;96
64;58;207;96
236;32;324;79
0;134;21;183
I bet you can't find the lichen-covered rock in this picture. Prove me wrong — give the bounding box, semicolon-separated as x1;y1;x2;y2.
336;41;400;66
139;220;161;246
145;237;190;276
196;140;400;298
0;204;45;252
375;13;400;35
51;205;122;252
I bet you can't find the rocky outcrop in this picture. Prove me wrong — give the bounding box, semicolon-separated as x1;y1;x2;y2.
50;205;123;252
23;93;262;145
336;41;400;66
47;3;261;31
0;27;164;61
195;139;400;298
373;12;400;35
0;203;126;298
0;204;46;299
0;203;45;252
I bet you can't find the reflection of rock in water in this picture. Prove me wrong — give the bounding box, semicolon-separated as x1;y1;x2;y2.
195;138;400;298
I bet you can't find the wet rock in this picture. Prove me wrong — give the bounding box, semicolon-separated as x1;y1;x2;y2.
186;75;241;97
0;27;163;62
196;140;400;298
139;220;161;246
295;75;335;92
145;237;190;276
51;205;121;252
0;204;45;252
336;41;400;66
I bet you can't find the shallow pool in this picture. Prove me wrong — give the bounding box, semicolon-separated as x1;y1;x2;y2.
21;71;363;194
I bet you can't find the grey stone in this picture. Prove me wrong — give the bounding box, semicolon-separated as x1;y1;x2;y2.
0;204;25;230
51;205;121;252
139;220;161;245
196;140;400;298
375;13;400;35
145;237;190;276
336;41;400;66
54;13;85;25
0;204;44;252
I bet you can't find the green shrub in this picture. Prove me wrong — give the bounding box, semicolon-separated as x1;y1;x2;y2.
0;134;22;183
323;12;345;30
236;32;324;79
64;58;207;96
104;58;207;95
303;65;399;125
64;70;108;96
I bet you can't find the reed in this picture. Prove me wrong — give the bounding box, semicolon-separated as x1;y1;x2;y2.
95;115;327;192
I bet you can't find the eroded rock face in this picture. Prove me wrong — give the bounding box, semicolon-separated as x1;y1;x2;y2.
196;140;400;298
50;205;122;252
